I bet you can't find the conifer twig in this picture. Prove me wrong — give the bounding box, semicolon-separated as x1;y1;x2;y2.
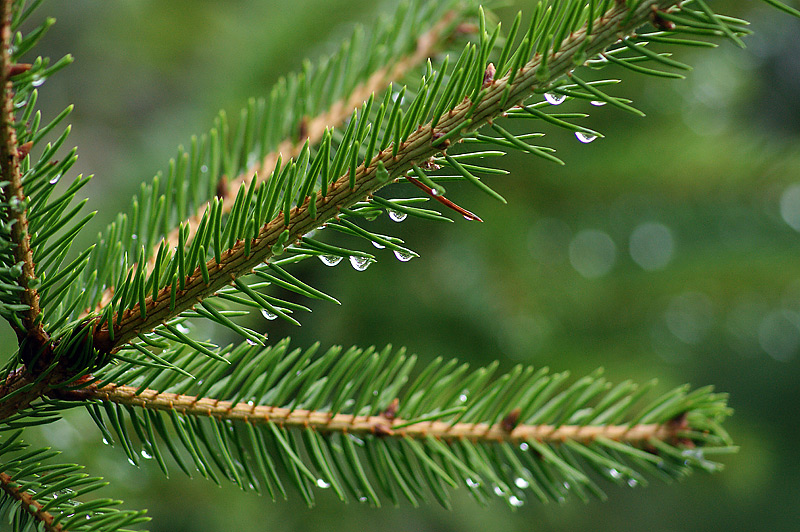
92;0;683;353
212;8;460;209
0;0;45;346
88;9;465;317
61;383;691;447
0;472;62;532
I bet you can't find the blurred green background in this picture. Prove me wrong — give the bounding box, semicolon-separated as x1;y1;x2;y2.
10;0;800;530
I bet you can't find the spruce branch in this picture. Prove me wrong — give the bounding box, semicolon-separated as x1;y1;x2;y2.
1;0;795;523
66;339;734;506
0;471;63;532
187;8;461;253
0;432;149;531
0;0;44;345
91;0;691;353
72;384;692;446
85;8;466;317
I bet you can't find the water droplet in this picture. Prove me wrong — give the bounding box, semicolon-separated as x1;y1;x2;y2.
458;394;468;403
348;434;365;446
372;241;385;249
563;481;571;490
176;323;190;334
102;438;110;445
466;478;480;488
127;458;137;467
431;188;440;196
393;249;415;262
319;254;343;267
493;486;504;496
544;92;566;105
247;400;255;406
141;449;152;459
681;449;705;460
349;256;373;271
388;209;407;222
261;309;277;320
590;100;607;106
358;496;368;503
509;495;524;507
514;477;529;489
32;77;44;87
246;338;258;346
519;442;529;451
608;468;622;479
200;164;209;173
49;175;61;185
627;478;638;488
316;479;331;489
575;131;597;143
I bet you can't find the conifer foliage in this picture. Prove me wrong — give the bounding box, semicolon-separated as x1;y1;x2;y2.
0;0;796;529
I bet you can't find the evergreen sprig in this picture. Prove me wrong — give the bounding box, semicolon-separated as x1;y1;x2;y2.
0;430;148;531
69;339;734;508
79;0;760;356
0;0;796;528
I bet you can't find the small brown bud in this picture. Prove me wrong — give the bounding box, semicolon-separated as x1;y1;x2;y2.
650;6;676;31
382;398;399;421
297;116;308;140
16;141;33;159
500;408;521;432
667;411;695;447
482;63;496;88
8;63;32;77
372;423;393;438
215;175;228;198
431;131;450;148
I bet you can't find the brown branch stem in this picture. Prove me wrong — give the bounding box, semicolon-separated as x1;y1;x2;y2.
0;0;45;347
92;0;680;353
74;383;684;446
0;472;63;532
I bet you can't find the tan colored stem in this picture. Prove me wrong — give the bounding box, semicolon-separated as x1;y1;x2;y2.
0;0;45;344
88;384;678;444
0;472;63;532
92;0;680;353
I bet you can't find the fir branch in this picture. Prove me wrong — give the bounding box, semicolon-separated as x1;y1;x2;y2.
60;338;733;506
0;432;149;531
87;7;464;317
91;0;687;353
0;471;62;532
0;0;44;345
73;383;689;446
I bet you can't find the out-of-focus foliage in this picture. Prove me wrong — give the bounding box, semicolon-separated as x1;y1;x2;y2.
11;0;799;530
